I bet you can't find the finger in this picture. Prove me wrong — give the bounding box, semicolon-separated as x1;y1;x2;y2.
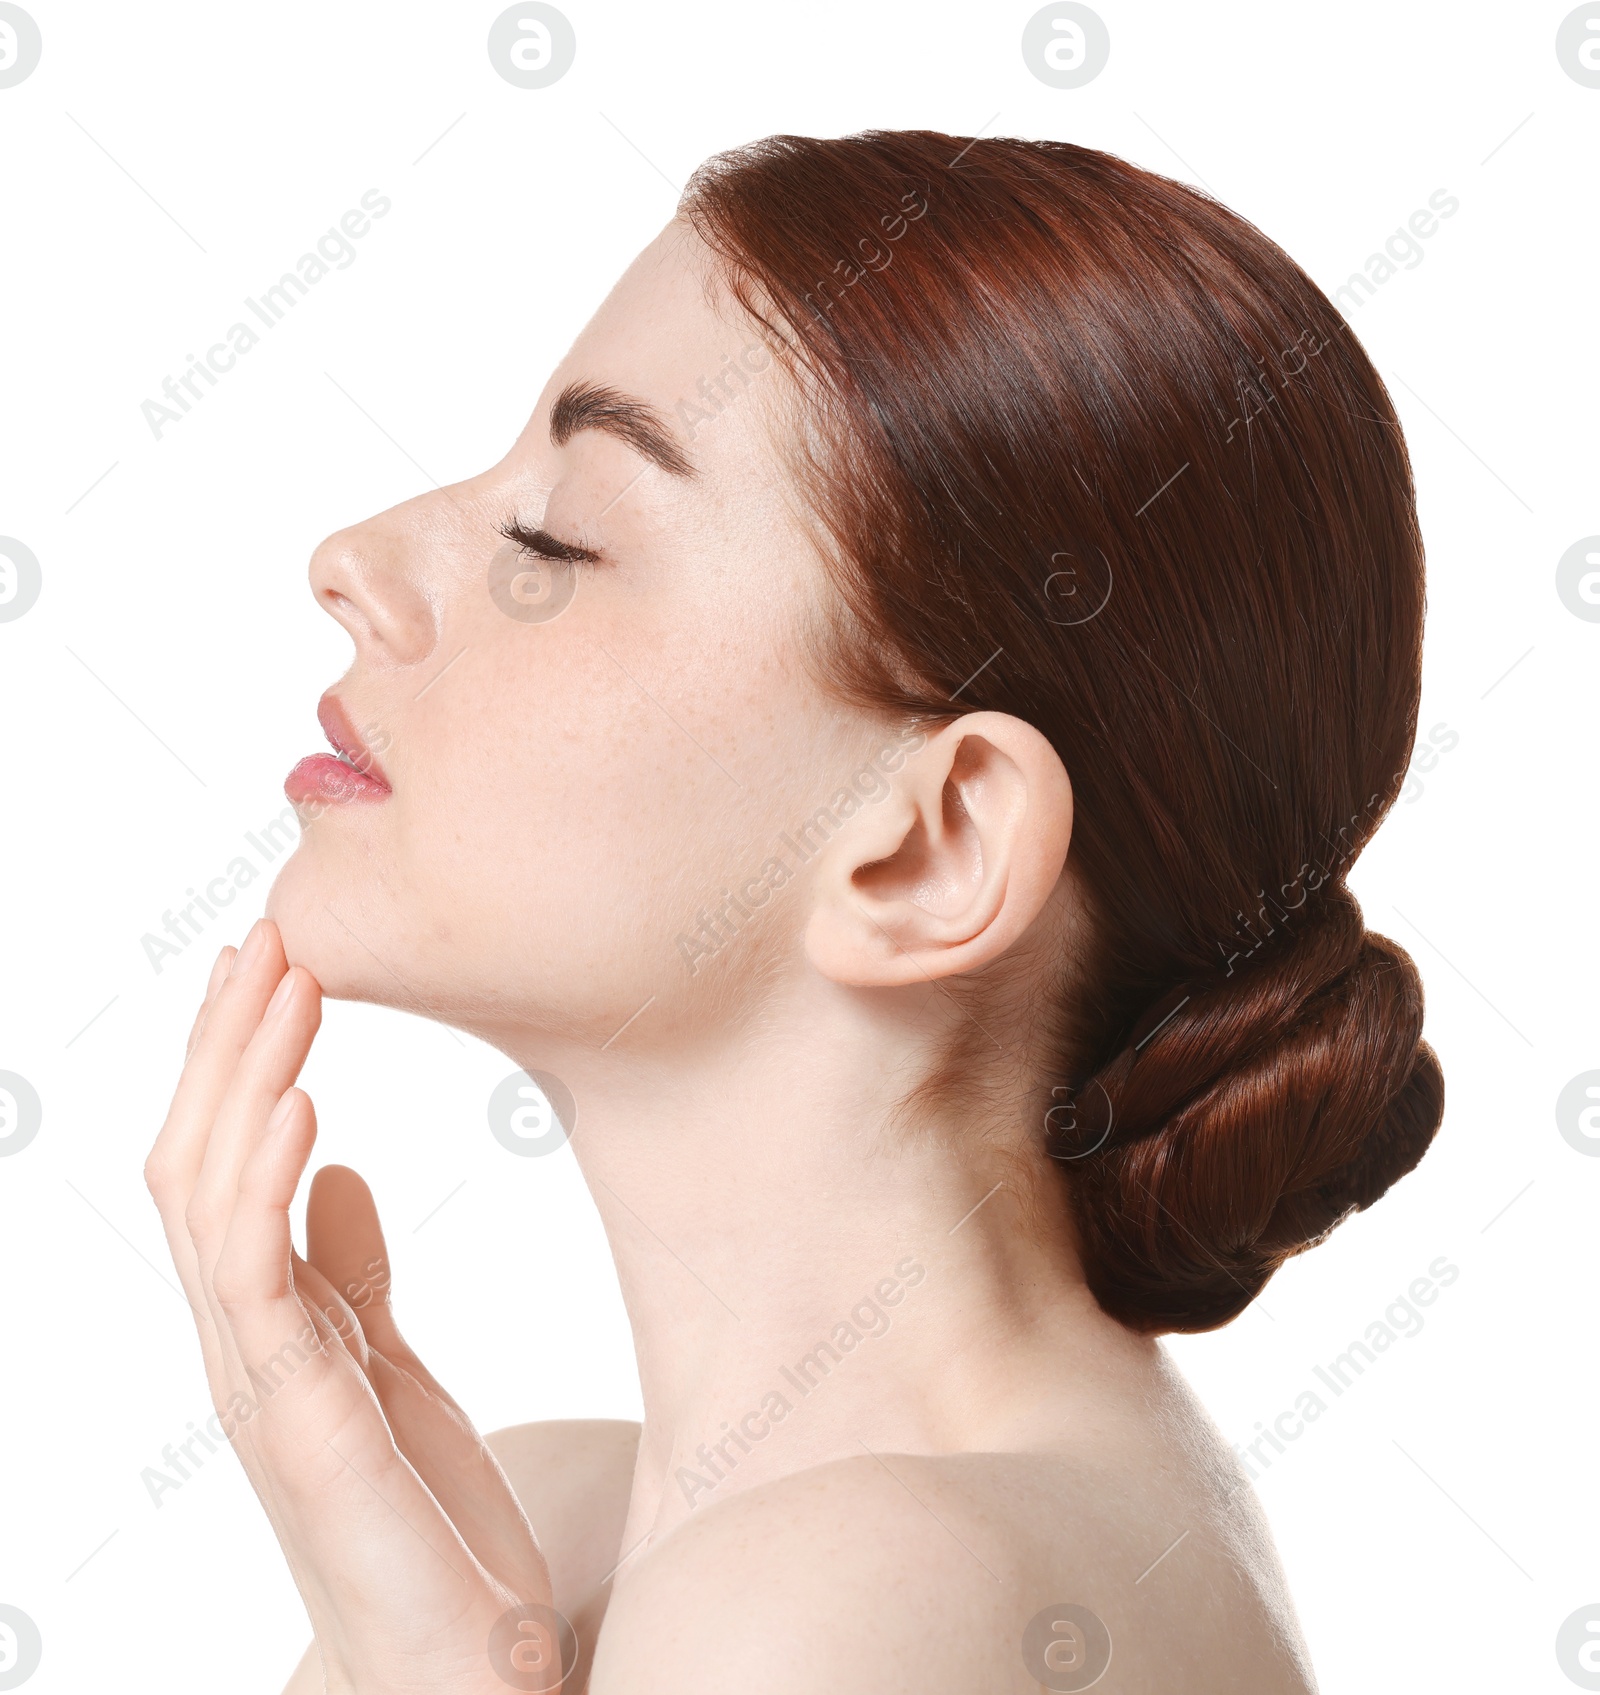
308;1168;469;1413
147;919;289;1218
211;1088;318;1318
306;1168;478;1406
190;1088;325;1581
307;1166;398;1349
209;1092;364;1495
185;945;236;1059
187;966;322;1272
148;934;275;1366
158;951;317;1400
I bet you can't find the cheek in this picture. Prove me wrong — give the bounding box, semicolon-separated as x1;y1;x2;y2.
390;636;760;990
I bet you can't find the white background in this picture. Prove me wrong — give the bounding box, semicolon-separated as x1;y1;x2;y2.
0;2;1595;1690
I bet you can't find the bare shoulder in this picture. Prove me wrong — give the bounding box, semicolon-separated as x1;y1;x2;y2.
591;1444;1318;1695
485;1416;640;1505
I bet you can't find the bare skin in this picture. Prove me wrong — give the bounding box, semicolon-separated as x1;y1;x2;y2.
148;218;1320;1693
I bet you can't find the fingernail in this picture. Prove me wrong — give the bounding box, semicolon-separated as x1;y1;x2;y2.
266;1090;297;1132
205;946;232;1001
264;968;297;1018
230;921;266;978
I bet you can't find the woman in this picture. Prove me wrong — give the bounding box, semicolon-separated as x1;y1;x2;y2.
145;131;1442;1693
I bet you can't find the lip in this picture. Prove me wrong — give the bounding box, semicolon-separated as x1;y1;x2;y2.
284;693;392;807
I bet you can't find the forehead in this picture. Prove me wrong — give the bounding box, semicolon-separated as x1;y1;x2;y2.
546;220;779;477
575;220;728;375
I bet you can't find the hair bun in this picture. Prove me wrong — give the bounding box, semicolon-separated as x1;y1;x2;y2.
1056;883;1444;1333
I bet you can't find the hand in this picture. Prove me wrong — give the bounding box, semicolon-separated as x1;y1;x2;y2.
144;919;560;1694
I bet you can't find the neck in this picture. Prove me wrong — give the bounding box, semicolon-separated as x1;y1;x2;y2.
501;978;1149;1556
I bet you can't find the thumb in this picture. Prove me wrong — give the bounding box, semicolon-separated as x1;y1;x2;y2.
306;1164;399;1347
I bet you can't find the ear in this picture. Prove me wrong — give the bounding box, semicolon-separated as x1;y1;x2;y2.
804;713;1073;988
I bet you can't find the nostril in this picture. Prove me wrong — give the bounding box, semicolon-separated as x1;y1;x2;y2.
317;586;381;646
320;587;363;623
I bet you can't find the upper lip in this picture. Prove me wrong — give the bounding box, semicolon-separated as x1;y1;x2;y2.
317;692;390;788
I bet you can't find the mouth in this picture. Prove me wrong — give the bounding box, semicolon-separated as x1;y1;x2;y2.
284;692;392;807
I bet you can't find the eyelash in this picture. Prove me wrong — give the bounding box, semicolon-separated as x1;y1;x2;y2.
496;517;603;566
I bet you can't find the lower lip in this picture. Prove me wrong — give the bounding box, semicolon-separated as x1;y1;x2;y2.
285;754;391;807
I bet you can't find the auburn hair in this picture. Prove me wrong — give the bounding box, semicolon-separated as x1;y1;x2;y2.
680;131;1443;1334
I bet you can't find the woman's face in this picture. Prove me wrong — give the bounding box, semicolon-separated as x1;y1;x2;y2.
266;220;882;1053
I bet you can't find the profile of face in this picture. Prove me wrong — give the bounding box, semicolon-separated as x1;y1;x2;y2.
265;218;1068;1066
264;127;1443;1340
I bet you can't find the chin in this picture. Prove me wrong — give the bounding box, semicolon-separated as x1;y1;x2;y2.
264;843;388;1003
265;840;496;1033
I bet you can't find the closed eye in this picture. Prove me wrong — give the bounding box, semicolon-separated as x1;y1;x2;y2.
496;518;603;565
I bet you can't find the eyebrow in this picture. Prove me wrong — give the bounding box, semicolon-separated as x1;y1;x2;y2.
549;379;697;478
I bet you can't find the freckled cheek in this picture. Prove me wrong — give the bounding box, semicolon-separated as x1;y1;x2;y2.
394;645;726;881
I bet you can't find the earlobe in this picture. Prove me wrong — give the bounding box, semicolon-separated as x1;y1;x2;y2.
804;713;1073;988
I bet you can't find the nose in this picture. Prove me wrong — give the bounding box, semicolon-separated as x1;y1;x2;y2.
308;500;440;668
